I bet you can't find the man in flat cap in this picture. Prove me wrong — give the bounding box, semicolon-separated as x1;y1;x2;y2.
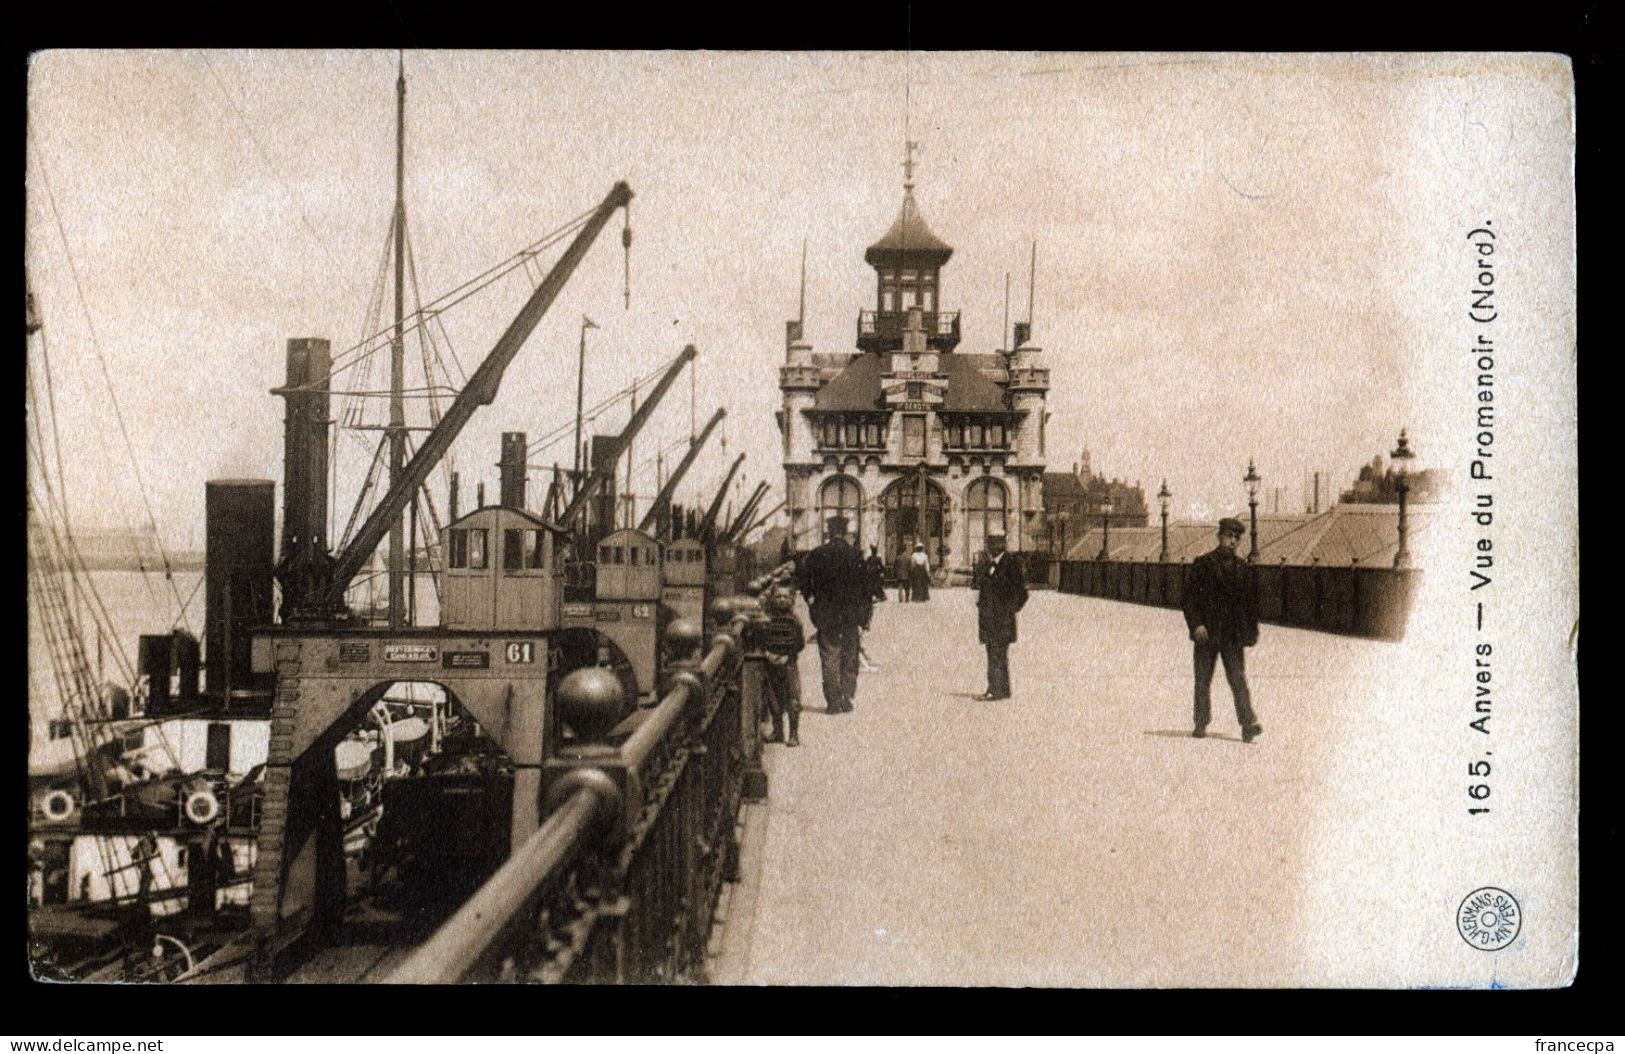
1182;517;1263;742
798;515;870;713
973;532;1028;700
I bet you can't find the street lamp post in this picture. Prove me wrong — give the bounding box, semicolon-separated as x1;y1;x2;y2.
1391;428;1415;568
1244;458;1261;562
1097;496;1114;560
1157;479;1171;562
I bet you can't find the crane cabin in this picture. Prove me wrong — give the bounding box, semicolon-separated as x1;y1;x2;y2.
441;506;567;632
661;538;708;629
562;527;663;702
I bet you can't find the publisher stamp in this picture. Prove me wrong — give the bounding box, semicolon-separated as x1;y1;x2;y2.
1457;887;1522;951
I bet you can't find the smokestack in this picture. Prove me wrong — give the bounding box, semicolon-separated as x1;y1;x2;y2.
1313;472;1321;514
278;338;331;567
205;479;275;699
477;482;486;509
499;432;528;509
449;472;460;522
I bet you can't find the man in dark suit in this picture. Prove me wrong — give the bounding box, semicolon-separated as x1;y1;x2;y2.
798;515;869;713
1181;517;1263;742
973;532;1028;700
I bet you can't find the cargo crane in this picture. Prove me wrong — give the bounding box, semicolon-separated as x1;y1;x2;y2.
233;182;635;969
638;408;725;535
556;343;698;545
276;181;635;626
734;498;786;546
695;453;746;542
721;481;771;544
552;408;727;707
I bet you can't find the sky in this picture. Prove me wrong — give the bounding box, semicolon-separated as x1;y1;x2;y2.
26;50;1544;547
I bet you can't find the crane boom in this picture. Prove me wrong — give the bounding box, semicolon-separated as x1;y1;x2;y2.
323;181;634;608
736;497;785;544
637;408;724;533
696;453;746;540
722;480;770;542
558;344;696;529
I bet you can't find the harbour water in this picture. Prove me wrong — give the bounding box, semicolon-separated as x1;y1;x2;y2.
28;569;445;748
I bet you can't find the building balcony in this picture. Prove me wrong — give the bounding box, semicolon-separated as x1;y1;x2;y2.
815;441;889;456
856;309;961;354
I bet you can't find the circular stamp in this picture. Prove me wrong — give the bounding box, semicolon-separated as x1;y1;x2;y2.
1457;887;1521;951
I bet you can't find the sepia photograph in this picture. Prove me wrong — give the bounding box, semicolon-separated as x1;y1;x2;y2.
24;50;1578;988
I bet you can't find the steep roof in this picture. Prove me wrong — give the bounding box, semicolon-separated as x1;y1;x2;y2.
813;352;885;411
811;352;1013;414
942;355;1008;412
1064;504;1439;566
864;189;953;268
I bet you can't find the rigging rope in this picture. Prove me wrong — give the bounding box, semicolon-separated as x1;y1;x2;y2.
302;205;597;387
33;153;194;635
523;348;692;460
199;52;363;307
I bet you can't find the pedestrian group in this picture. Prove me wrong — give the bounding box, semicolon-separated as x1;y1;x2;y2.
762;514;1263;746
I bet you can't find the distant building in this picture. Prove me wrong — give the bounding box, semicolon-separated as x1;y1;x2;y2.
778;162;1049;573
1338;453;1444;505
1039;448;1149;556
57;527;204;571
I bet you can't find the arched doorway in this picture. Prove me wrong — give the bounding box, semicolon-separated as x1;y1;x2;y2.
880;475;947;571
964;477;1009;565
818;475;863;541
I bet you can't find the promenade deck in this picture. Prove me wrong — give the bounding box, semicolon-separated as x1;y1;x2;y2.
713;587;1386;986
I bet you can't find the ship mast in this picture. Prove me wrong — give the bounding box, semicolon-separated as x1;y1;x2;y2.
388;51;407;628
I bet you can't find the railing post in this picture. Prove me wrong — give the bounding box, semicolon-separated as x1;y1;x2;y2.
739;634;770;802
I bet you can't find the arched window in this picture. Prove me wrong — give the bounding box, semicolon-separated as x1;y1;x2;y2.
965;477;1008;562
818;476;863;539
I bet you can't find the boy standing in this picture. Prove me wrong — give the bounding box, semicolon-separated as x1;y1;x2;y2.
761;589;805;747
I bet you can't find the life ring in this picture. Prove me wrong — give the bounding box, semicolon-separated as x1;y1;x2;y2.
183;789;220;826
41;789;76;823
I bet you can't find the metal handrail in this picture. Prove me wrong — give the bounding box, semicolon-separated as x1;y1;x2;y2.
387;785;602;984
387;614;748;984
620;622;739;767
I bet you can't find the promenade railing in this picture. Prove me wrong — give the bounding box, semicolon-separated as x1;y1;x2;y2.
1055;559;1419;642
389;562;797;983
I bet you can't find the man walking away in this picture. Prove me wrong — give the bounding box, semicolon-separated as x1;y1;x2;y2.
973;533;1027;700
798;516;868;713
1182;517;1263;742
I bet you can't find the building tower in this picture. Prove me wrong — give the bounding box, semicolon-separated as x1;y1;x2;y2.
777;146;1048;571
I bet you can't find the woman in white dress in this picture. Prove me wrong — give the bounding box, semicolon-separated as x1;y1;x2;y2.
908;542;932;602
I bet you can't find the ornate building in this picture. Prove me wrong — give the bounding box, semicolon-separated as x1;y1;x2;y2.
778;166;1050;572
1039;447;1150;557
1338;452;1444;505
